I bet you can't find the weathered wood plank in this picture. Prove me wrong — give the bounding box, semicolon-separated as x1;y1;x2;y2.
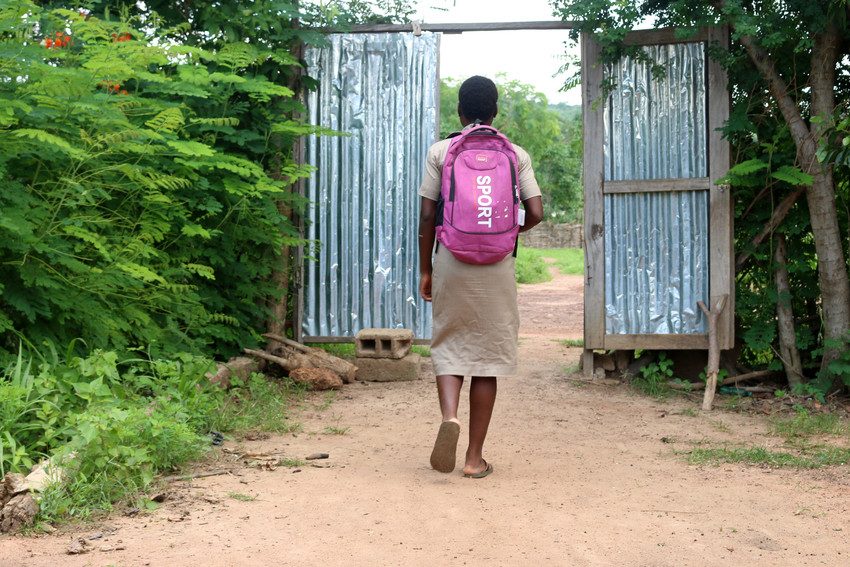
604;177;711;194
343;21;576;34
604;334;709;350
707;26;734;350
582;33;605;350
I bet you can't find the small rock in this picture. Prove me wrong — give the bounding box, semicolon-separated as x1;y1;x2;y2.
0;493;38;533
305;453;329;460
2;473;26;502
86;531;104;541
151;493;169;503
292;469;302;474
100;544;127;552
206;357;259;389
67;538;92;555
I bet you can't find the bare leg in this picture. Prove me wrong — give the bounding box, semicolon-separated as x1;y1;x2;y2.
436;374;463;422
464;376;496;475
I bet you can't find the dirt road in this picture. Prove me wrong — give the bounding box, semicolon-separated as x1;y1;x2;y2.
2;269;849;566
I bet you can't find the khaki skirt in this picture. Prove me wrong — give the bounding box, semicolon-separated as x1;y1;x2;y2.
430;248;518;377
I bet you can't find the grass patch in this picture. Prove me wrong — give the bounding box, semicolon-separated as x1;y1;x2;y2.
677;408;699;417
315;390;337;411
770;409;846;440
278;458;305;468
323;426;349;435
412;345;431;357
228;492;256;502
560;338;584;348
307;343;431;358
563;363;581;375
209;374;304;434
686;446;850;468
533;247;584;276
308;343;355;358
516;245;553;284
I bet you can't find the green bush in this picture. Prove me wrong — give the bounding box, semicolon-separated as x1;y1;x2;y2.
1;342;306;521
516;246;552;284
0;2;312;359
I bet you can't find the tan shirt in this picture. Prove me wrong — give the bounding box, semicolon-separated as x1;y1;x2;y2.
418;136;543;202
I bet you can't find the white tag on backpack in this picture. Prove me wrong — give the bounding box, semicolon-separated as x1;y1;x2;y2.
518;209;526;226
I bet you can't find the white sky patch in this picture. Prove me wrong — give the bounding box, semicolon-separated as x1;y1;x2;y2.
414;0;581;105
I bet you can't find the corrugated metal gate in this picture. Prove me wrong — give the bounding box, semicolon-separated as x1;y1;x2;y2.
301;32;439;340
582;27;733;354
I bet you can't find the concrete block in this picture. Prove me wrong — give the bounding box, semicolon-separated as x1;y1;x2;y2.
354;328;414;359
355;353;421;382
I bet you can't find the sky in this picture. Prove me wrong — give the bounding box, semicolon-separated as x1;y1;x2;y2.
412;0;582;105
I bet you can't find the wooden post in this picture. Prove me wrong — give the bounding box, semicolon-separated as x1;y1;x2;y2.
698;295;728;411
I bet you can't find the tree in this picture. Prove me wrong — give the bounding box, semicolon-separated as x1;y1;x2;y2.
552;0;850;387
440;76;584;222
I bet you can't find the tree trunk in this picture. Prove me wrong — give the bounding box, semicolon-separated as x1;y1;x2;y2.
806;24;850;377
773;235;804;387
267;24;304;339
737;22;850;380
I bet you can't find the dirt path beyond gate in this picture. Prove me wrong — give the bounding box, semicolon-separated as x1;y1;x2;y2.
2;268;849;566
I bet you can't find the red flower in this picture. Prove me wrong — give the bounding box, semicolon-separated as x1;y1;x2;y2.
45;38;53;48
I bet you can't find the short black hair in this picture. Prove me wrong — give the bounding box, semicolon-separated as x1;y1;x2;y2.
457;76;498;122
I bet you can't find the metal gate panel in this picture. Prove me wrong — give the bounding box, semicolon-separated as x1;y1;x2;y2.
603;41;709;335
302;33;438;339
582;27;732;352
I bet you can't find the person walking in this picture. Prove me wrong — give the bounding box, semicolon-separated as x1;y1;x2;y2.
418;75;544;477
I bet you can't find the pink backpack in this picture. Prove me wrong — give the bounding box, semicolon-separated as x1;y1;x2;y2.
435;125;520;265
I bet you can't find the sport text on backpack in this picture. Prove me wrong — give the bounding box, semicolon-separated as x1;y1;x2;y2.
435;125;520;265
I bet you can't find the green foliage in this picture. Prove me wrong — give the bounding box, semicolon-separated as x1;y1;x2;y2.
515;246;553;284
439;77;583;222
818;333;850;388
0;2;314;360
1;342;303;522
633;353;674;397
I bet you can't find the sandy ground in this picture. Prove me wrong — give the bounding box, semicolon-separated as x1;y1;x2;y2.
2;268;850;566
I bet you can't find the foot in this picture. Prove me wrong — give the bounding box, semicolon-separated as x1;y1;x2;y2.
430;419;461;473
462;458;493;478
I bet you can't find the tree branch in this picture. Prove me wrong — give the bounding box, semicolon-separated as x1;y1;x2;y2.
736;34;813;154
735;185;805;270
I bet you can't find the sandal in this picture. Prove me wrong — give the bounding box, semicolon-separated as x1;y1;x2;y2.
430;420;460;473
463;459;493;479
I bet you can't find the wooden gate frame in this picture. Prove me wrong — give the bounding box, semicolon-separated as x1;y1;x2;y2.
581;27;733;371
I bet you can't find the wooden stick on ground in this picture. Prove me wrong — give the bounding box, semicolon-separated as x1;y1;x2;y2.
243;348;297;371
262;333;357;383
162;469;236;482
667;369;777;391
698;295;728;411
